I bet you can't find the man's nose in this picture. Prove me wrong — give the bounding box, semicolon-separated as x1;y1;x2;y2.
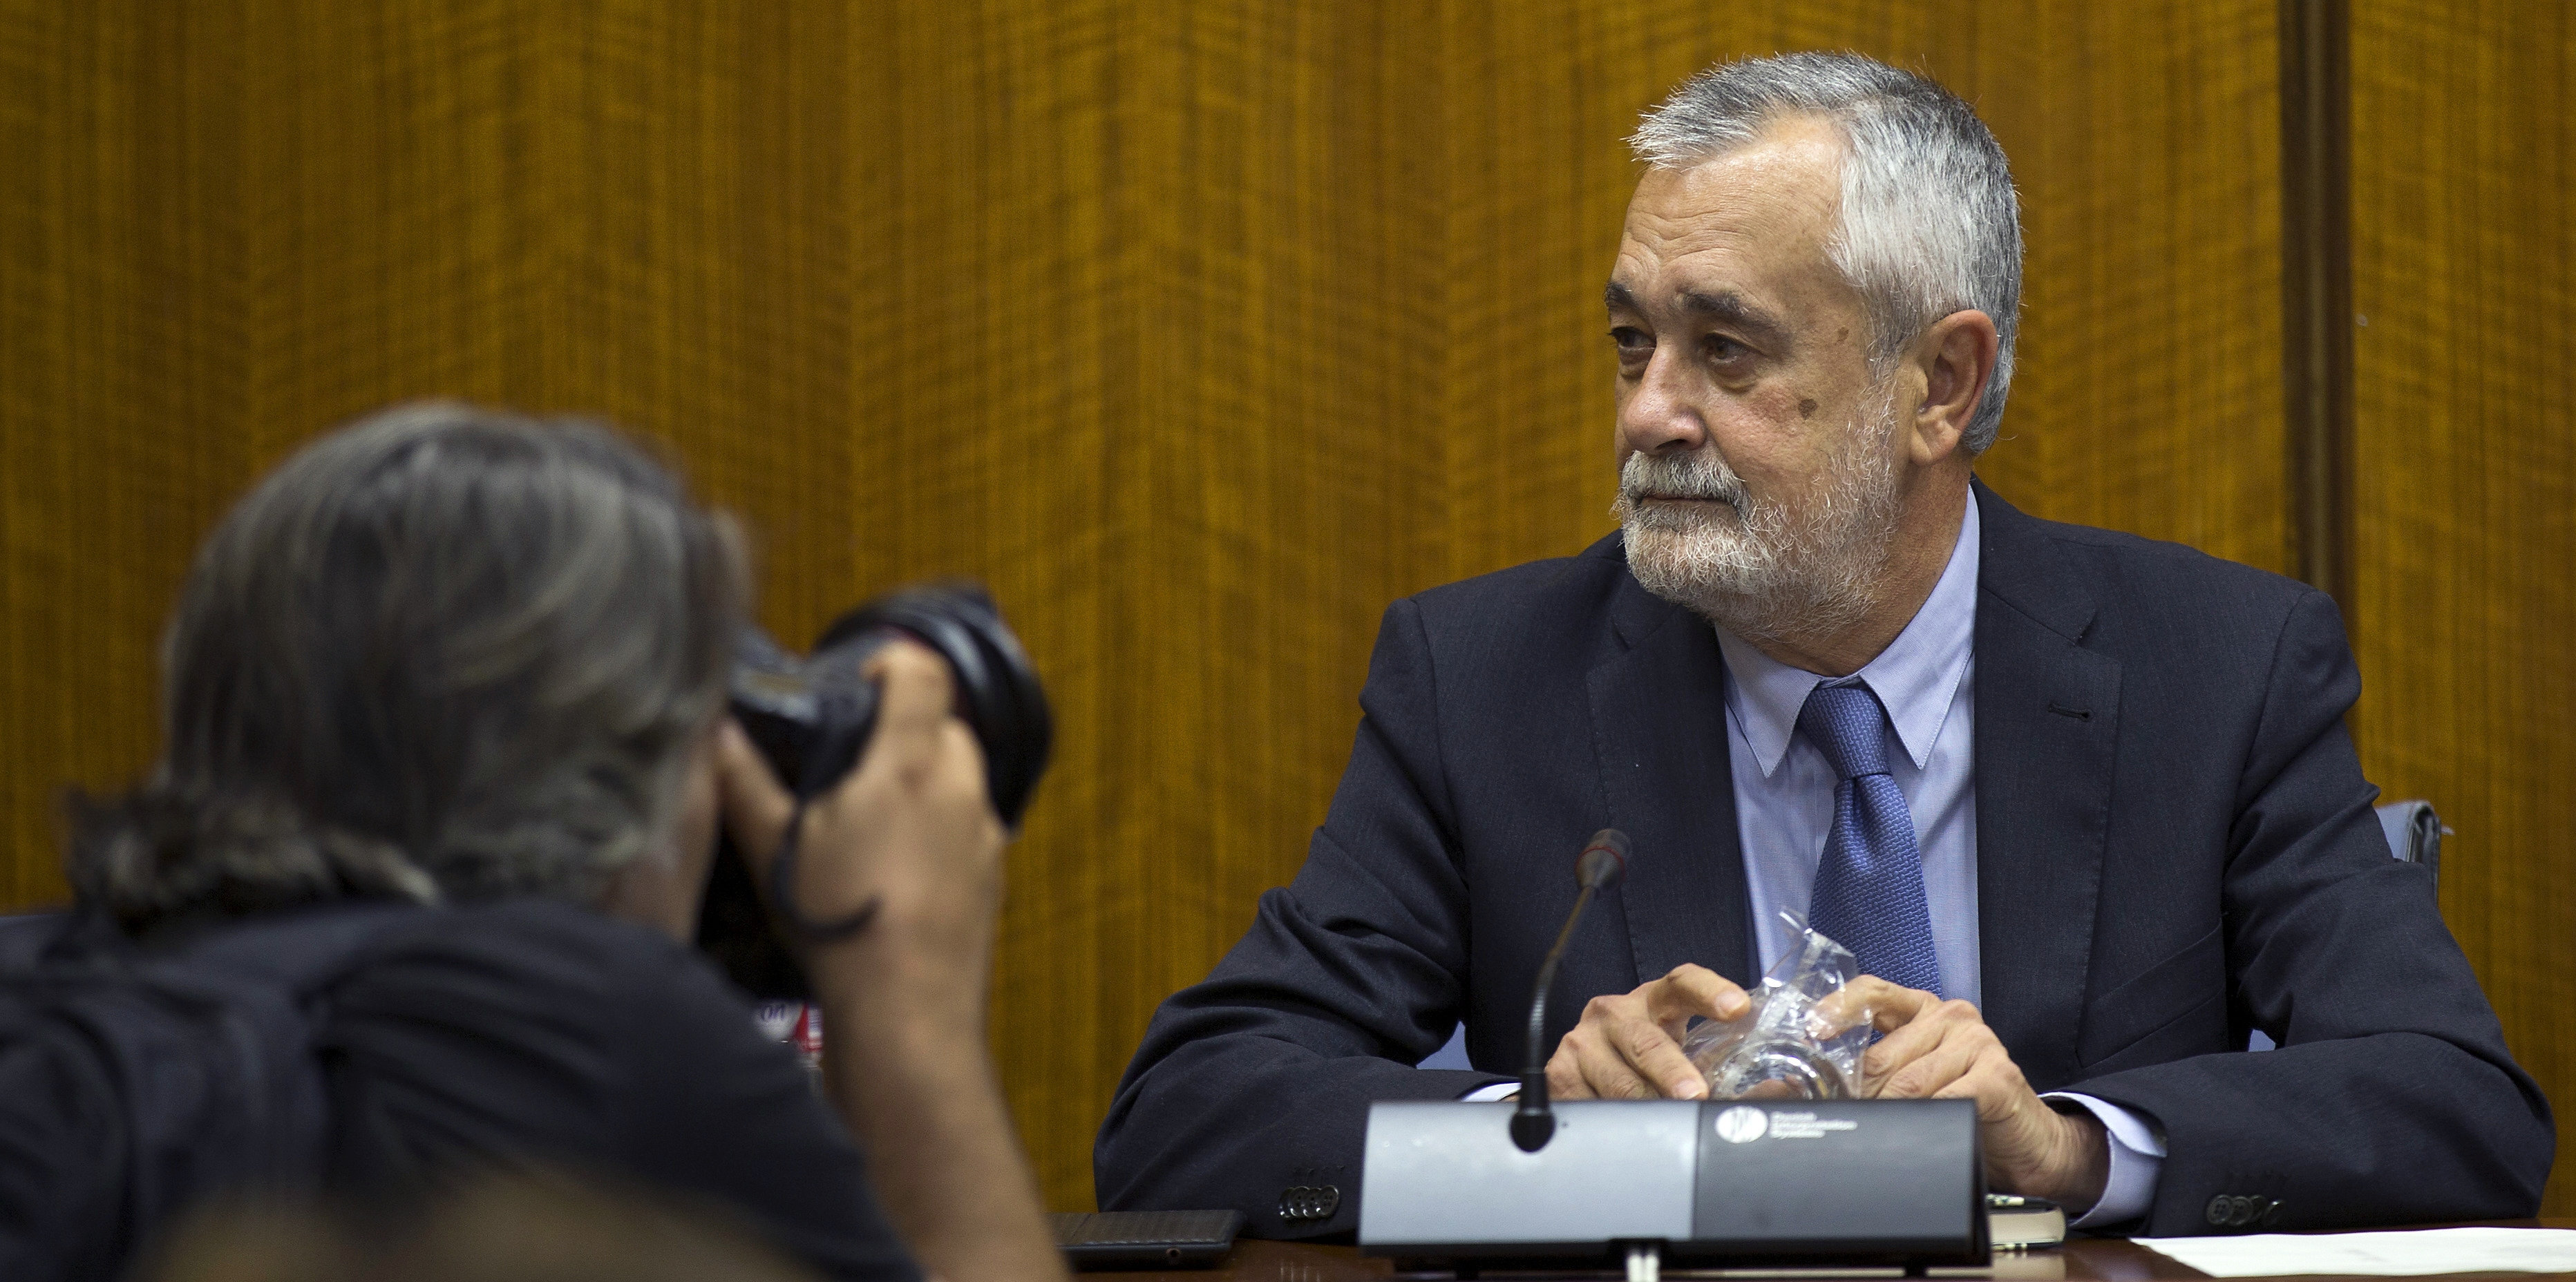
1618;350;1709;457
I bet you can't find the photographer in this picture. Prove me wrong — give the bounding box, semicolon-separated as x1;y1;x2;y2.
2;404;1065;1282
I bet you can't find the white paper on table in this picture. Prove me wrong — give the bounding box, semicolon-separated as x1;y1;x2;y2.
2136;1227;2576;1277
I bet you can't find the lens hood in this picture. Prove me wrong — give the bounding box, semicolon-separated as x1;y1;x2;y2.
813;582;1052;829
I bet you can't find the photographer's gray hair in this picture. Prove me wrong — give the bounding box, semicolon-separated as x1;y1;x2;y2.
1631;52;2024;454
70;403;746;930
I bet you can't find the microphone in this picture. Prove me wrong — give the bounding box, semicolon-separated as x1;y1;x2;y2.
1509;828;1629;1152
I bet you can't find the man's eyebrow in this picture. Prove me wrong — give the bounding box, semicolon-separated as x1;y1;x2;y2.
1603;281;1792;350
1678;289;1791;348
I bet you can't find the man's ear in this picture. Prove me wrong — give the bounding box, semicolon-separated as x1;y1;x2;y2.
1905;309;2000;465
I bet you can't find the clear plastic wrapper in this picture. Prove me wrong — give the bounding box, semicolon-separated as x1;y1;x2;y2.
1680;910;1877;1100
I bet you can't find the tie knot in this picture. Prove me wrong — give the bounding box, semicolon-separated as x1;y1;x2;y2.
1797;681;1892;782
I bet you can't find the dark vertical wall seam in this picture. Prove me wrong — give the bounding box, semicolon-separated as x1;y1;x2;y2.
2280;0;2355;610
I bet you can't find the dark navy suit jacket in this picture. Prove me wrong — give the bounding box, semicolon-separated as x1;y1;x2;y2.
1095;481;2551;1238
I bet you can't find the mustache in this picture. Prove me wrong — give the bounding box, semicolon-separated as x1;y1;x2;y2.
1620;451;1750;506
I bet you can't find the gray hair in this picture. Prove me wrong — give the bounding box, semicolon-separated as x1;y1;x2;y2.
1631;52;2023;453
70;403;746;930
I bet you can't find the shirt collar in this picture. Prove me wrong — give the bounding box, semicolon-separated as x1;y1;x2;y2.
1714;497;1981;777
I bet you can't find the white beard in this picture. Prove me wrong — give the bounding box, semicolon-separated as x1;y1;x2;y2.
1612;388;1906;645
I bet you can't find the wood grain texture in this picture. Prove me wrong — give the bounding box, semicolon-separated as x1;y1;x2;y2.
1;1;2291;1212
2349;0;2576;1216
2282;0;2356;603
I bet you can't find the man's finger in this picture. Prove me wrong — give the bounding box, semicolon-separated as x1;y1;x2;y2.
1865;988;1978;1086
1610;1008;1709;1100
1860;1014;1940;1082
1931;1051;2028;1123
1647;965;1752;1027
1564;1006;1665;1102
860;640;960;766
1546;1046;1594;1101
713;718;796;877
1576;1035;1663;1101
1875;1024;1980;1099
1815;975;1937;1035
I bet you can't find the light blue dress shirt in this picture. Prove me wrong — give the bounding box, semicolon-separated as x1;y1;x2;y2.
1719;500;1982;1003
1714;497;2162;1228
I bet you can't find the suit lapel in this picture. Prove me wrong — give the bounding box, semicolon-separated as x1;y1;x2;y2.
1588;571;1757;988
1970;481;2121;1089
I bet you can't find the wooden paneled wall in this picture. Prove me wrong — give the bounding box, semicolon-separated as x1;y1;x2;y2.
6;0;2541;1217
2349;0;2576;1217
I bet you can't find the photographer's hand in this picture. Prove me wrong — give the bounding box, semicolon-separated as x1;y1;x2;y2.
717;640;1064;1282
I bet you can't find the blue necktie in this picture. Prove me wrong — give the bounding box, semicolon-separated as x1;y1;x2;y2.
1797;680;1944;996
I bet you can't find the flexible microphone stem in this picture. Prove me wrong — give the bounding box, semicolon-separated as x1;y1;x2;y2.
1510;829;1629;1153
1509;886;1596;1149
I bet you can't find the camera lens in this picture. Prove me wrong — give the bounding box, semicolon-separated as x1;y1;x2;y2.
697;580;1052;999
809;582;1052;827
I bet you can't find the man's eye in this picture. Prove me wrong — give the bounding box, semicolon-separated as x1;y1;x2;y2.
1609;327;1654;358
1703;334;1752;363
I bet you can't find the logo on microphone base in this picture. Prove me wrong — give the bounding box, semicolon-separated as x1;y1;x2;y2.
1714;1104;1768;1144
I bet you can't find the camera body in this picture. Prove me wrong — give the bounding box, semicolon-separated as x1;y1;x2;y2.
695;582;1052;998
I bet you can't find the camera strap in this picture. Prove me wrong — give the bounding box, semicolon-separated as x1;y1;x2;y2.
766;801;884;943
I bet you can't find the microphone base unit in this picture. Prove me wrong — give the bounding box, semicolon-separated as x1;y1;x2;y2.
1358;1098;1988;1274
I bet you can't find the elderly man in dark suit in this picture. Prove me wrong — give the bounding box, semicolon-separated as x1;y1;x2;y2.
1094;52;2550;1238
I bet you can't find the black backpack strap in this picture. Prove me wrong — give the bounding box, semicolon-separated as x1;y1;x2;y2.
146;902;440;1192
162;901;438;995
0;913;70;970
0;910;131;971
0;901;437;1281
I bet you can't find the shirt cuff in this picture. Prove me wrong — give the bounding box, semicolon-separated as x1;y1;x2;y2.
1459;1080;1519;1102
2043;1092;2166;1229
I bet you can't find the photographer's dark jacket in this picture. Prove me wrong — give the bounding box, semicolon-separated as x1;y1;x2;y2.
1093;480;2553;1238
321;900;917;1279
0;899;917;1281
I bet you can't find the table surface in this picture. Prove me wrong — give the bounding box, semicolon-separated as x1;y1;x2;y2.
1085;1223;2576;1282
